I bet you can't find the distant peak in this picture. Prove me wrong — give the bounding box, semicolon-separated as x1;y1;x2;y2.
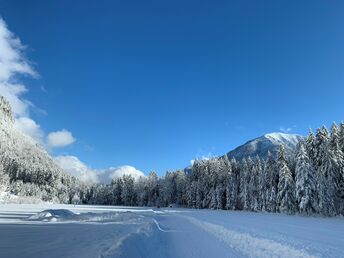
225;131;304;161
0;96;14;122
264;132;302;145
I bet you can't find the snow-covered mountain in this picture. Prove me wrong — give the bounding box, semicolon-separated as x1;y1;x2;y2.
0;96;76;202
224;132;304;161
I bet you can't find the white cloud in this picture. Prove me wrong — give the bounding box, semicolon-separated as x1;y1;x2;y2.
0;17;76;149
47;129;75;148
54;155;98;184
0;17;36;117
15;117;44;144
97;165;145;183
0;19;36;80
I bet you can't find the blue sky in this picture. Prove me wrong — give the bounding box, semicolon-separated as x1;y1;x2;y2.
1;0;344;175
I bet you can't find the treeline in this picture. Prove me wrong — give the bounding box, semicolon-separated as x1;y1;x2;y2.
81;123;344;216
1;93;343;216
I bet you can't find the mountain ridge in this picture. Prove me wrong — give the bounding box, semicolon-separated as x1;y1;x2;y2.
224;132;304;161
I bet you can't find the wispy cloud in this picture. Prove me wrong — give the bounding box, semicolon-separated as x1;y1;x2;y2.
0;17;36;117
279;125;297;133
0;17;75;149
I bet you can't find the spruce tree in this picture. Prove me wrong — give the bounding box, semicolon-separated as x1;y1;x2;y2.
306;129;317;165
265;151;277;212
239;158;250;210
330;123;344;213
277;145;296;214
295;143;317;215
318;147;337;216
339;122;344;153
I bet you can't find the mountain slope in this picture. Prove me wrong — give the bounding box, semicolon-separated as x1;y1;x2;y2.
0;96;77;202
224;132;303;161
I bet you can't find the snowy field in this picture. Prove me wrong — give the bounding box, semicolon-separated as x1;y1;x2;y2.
0;204;343;258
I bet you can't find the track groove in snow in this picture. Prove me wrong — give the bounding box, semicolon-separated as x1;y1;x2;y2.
152;219;181;233
185;216;317;258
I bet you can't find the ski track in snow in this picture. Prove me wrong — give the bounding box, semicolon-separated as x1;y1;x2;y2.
185;215;317;258
152;218;181;233
153;218;170;232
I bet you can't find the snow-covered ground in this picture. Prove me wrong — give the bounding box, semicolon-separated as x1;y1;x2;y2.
0;204;343;258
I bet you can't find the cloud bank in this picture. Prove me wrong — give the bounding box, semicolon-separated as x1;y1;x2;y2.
54;155;98;184
97;165;145;183
55;155;145;184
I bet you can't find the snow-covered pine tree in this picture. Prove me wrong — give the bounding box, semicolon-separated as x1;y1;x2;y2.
225;157;237;210
339;122;344;153
329;123;344;214
161;171;177;206
209;187;217;209
195;180;203;209
175;170;187;206
147;171;159;206
318;146;338;216
314;126;334;215
186;180;197;208
269;187;277;213
239;158;250;210
121;175;136;206
249;156;261;212
264;151;278;212
112;178;123;205
295;143;317;215
315;126;330;167
215;158;226;209
277;145;296;214
230;158;240;210
306;129;317;166
0;163;9;193
260;158;268;212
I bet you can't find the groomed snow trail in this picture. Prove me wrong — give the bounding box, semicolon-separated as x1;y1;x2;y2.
184;216;316;258
0;204;343;258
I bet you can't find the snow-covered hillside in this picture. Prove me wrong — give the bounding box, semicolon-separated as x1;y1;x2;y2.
0;204;343;258
0;96;78;202
225;132;303;160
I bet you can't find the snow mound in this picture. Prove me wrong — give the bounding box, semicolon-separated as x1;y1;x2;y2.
27;209;145;224
28;209;75;222
76;211;144;223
